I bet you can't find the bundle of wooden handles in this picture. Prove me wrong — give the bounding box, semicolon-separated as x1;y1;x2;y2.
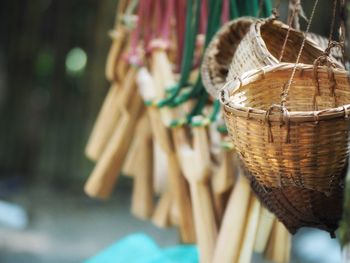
83;1;292;262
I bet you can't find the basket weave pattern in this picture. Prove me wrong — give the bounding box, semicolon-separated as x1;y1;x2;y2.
222;64;350;194
227;20;340;82
201;17;255;98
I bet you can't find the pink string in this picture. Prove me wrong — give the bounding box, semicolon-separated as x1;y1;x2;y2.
199;0;208;35
175;0;186;72
221;0;229;24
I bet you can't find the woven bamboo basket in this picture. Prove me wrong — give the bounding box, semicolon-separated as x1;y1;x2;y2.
227;19;343;82
201;17;255;98
220;63;349;233
202;18;343;99
220;63;350;195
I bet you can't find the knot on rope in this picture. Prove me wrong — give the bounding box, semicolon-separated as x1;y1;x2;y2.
264;104;291;143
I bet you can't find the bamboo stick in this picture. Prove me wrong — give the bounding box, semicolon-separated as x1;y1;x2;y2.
254;207;275;253
238;195;261;263
264;220;291;263
85;66;138;161
84;82;143;199
152;191;172;228
131;124;154;220
152;140;168;194
173;124;217;263
212;150;235;221
85;83;120;161
212;175;251;263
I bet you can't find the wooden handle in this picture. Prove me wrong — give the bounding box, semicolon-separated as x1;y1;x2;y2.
85;83;120;161
264;220;291;263
254;207;275;253
123;114;150;177
238;195;261;263
152;191;172;228
105;27;127;82
85;67;138;161
190;182;218;263
212;150;235;194
167;152;196;243
131;130;154;220
152;140;168;194
212;175;251;263
84;91;143;199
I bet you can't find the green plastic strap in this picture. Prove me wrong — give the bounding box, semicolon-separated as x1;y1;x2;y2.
263;0;272;17
157;0;201;107
229;0;239;19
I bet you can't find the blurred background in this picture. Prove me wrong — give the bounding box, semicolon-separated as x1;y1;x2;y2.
0;0;345;262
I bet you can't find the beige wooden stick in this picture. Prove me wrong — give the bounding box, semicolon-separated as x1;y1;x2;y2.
152;140;168;194
152;191;172;228
122;114;150;177
212;175;251;263
173;123;217;263
86;67;138;161
85;83;120;161
264;220;291;263
105;27;127;82
131;120;154;219
254;207;275;253
238;195;261;263
212;150;235;221
84;86;143;199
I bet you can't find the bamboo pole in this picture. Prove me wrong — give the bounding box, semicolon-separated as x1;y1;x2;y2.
131;114;154;219
264;220;291;263
173;123;217;263
84;76;143;199
152;191;172;228
85;67;138;161
254;207;275;253
212;175;251;263
238;195;261;263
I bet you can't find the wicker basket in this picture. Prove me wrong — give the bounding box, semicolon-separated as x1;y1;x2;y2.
227;19;343;82
220;63;350;195
201;17;255;99
250;174;344;234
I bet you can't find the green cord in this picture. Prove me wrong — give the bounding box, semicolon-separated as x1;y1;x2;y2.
263;0;272;17
157;0;201;107
229;0;239;19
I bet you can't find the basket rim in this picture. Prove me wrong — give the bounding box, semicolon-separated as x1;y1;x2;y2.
220;63;350;123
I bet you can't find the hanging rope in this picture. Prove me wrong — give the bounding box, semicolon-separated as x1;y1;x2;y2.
280;0;319;107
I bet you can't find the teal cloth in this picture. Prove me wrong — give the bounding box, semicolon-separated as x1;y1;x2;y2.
85;233;198;263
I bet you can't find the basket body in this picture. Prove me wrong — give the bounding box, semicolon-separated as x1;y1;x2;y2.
221;63;350;233
201;17;255;98
227;20;343;81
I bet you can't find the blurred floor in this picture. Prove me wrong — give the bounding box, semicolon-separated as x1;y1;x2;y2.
0;179;178;263
0;178;343;263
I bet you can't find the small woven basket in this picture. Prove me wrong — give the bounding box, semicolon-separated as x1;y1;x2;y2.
227;19;343;81
220;63;350;195
201;17;255;99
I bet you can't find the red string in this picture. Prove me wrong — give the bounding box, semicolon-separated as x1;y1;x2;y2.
199;0;208;35
161;0;174;42
175;0;186;72
221;0;229;24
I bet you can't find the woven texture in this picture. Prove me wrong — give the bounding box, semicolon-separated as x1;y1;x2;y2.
250;174;344;234
201;17;255;99
227;19;343;81
221;63;350;232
